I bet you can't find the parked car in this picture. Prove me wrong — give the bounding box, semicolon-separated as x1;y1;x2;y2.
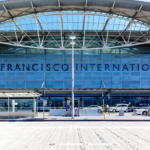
87;105;103;113
109;104;128;112
134;107;148;115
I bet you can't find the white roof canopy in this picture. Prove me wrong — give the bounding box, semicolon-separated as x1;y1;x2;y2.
0;90;41;97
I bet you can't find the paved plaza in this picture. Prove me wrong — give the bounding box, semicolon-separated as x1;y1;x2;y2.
0;121;150;150
36;112;150;120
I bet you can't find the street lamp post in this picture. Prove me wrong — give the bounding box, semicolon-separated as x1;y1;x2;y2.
70;36;76;119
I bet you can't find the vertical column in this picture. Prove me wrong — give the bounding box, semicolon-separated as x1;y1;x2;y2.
83;14;86;48
72;39;74;119
12;100;15;113
34;98;36;117
43;88;45;119
8;97;10;118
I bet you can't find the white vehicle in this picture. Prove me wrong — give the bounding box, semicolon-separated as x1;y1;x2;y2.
87;105;103;113
134;107;148;115
109;104;128;112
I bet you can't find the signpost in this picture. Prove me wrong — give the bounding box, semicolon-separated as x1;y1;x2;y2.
43;88;45;119
70;35;76;119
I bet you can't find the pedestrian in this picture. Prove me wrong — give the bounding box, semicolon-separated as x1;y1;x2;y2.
106;104;109;113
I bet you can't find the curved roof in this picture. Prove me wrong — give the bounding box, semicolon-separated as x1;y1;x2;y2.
0;0;149;50
0;0;150;24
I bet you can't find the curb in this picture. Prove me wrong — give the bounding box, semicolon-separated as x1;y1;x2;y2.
0;119;150;122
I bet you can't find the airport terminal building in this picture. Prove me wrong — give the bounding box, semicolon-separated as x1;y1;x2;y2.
0;0;150;110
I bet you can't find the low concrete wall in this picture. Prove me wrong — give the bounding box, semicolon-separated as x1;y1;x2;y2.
50;109;66;116
49;108;102;116
0;112;9;116
79;109;101;116
0;112;35;117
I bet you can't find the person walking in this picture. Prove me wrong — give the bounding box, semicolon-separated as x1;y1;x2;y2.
106;104;109;113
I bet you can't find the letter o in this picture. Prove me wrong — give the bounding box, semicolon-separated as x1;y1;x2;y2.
62;64;69;71
142;64;149;71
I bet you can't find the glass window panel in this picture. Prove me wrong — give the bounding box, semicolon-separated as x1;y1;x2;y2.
141;85;150;88
131;76;140;80
141;55;150;63
122;81;130;84
122;84;130;88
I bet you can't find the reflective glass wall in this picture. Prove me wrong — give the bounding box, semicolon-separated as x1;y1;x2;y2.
0;44;150;88
40;94;150;107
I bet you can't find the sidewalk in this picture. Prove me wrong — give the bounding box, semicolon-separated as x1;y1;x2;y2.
0;112;150;121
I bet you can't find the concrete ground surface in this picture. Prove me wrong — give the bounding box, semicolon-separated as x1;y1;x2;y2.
36;112;150;120
0;121;150;150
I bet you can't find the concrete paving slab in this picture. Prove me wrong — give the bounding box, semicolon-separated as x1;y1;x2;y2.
0;121;150;150
35;112;150;120
1;112;150;121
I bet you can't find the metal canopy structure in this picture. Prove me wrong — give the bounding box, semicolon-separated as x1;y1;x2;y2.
1;88;150;95
0;89;40;118
0;0;149;50
0;90;41;97
32;88;150;95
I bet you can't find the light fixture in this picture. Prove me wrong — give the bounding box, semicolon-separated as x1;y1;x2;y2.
70;42;76;45
70;36;76;40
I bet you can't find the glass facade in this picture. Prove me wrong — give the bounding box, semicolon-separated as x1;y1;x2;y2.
0;99;34;112
0;44;150;107
40;94;150;108
0;44;150;88
0;9;150;110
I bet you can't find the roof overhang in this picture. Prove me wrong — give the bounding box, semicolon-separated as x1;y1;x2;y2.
0;0;150;24
0;88;150;95
0;90;41;97
0;0;149;50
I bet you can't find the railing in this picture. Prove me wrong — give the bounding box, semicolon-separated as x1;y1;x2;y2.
0;106;149;118
0;107;37;117
48;106;150;117
0;107;34;112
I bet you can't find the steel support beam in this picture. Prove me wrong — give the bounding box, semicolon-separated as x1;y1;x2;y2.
101;2;115;35
2;4;41;46
58;0;64;48
58;0;61;10
3;4;23;33
132;29;150;43
0;33;15;44
82;14;86;48
60;14;64;48
82;1;87;48
30;1;44;35
122;5;143;35
2;4;38;46
2;4;23;43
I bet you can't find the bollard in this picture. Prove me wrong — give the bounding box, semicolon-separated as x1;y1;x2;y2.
43;99;45;119
103;98;105;119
